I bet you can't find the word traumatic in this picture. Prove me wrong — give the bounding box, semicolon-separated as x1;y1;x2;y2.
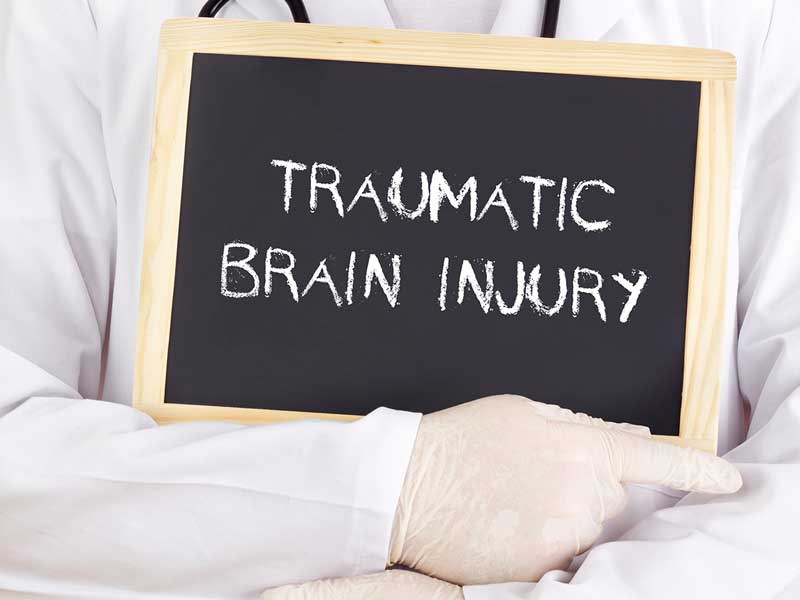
269;158;616;232
218;158;650;324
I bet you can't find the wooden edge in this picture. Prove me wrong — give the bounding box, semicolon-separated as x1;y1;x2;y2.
133;49;194;413
158;18;735;82
677;80;736;454
147;404;361;426
135;21;735;454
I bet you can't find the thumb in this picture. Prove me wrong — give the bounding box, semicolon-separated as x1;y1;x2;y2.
262;570;463;600
603;429;742;494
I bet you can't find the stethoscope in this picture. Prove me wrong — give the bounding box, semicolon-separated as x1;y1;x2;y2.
199;0;562;38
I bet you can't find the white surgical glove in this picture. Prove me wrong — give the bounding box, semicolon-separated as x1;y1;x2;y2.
262;570;463;600
387;395;742;585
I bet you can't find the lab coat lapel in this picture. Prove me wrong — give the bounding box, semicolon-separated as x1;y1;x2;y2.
492;0;632;40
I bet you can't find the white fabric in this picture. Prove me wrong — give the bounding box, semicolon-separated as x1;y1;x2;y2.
0;0;798;598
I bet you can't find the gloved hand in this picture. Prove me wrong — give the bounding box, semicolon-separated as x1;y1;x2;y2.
386;395;741;585
262;570;462;600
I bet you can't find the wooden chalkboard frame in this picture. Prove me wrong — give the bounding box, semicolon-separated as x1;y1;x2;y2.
134;18;735;453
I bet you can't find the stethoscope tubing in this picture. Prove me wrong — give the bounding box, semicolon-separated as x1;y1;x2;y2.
199;0;310;23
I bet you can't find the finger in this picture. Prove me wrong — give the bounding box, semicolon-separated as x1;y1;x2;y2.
262;576;368;600
603;429;742;494
575;517;603;556
600;482;628;522
261;579;321;600
526;399;651;437
262;571;463;600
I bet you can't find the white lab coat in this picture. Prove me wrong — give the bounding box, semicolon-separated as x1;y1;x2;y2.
0;1;798;599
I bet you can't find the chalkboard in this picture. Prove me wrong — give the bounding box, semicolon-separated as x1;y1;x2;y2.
135;19;736;452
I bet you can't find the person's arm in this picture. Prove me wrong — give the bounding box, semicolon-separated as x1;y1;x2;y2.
462;3;800;598
262;397;739;599
0;2;420;597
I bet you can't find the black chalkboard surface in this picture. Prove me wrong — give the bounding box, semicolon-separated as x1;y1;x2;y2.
164;52;699;435
136;20;735;450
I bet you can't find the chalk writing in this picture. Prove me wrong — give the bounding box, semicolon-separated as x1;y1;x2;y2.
218;158;648;323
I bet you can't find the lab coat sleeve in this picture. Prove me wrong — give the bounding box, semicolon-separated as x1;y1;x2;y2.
463;3;800;599
0;2;420;597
